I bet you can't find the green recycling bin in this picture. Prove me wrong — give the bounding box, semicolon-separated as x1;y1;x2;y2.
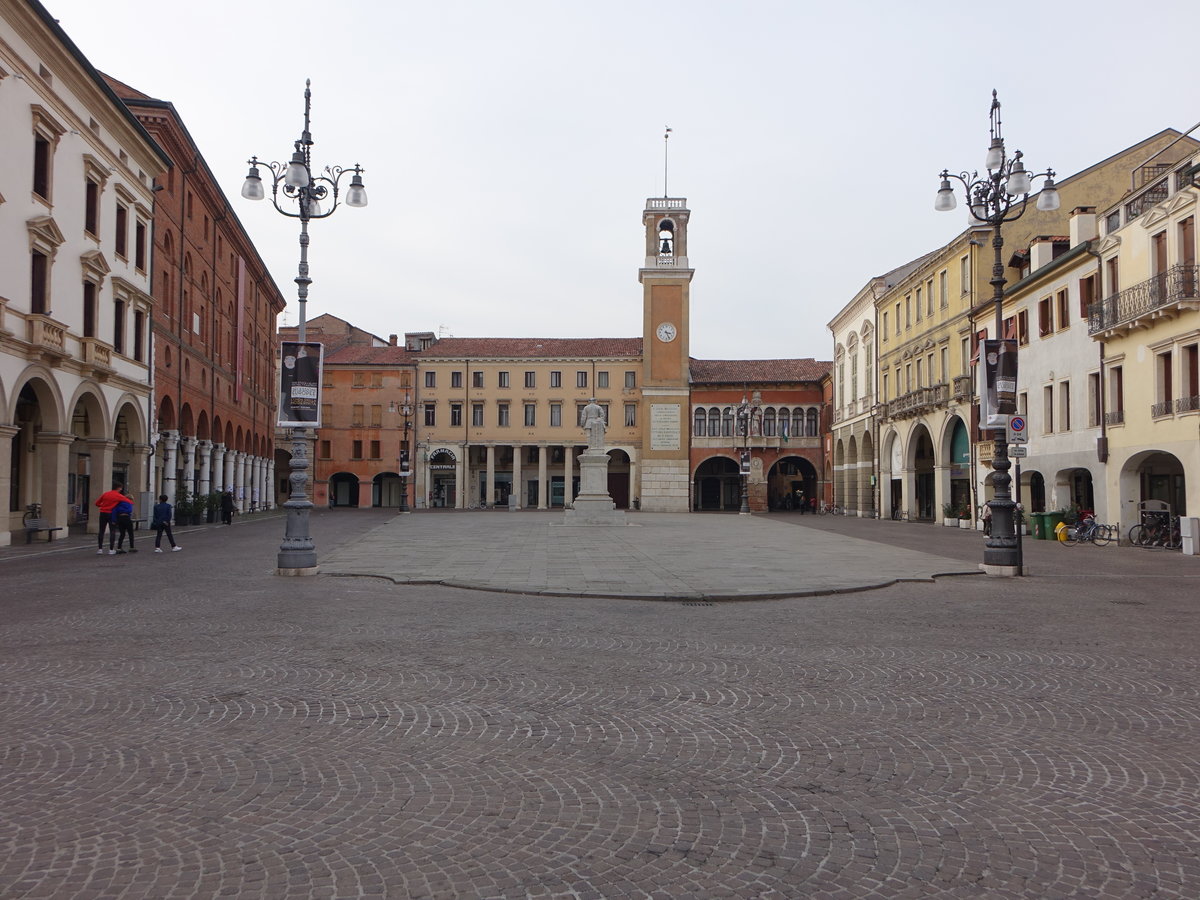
1029;512;1047;540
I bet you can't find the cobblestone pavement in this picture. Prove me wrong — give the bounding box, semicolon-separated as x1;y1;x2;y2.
2;509;1200;898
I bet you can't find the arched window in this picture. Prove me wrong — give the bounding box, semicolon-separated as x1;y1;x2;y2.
792;408;804;438
763;407;776;437
693;407;706;436
722;407;733;436
806;408;819;436
777;407;790;439
707;407;720;437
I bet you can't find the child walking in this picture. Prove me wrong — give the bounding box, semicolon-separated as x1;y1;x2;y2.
152;494;182;553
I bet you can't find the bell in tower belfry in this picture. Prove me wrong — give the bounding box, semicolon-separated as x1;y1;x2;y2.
658;220;674;256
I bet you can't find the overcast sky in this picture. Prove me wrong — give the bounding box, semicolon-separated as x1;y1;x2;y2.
44;0;1200;361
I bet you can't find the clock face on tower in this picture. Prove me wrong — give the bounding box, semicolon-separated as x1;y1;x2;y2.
655;322;677;343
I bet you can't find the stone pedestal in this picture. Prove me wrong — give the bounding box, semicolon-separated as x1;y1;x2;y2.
563;449;627;526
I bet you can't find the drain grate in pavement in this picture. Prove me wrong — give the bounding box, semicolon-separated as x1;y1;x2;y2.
681;600;714;607
1110;600;1146;606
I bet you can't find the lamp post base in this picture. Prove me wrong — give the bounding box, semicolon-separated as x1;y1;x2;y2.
276;565;321;577
980;562;1022;577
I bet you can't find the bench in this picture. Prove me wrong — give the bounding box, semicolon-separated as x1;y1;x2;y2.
24;517;64;543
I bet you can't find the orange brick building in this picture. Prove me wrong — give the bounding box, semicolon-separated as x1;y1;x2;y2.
278;315;419;508
106;76;286;514
689;360;831;512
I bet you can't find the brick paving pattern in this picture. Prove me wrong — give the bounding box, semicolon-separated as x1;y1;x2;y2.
2;509;1199;898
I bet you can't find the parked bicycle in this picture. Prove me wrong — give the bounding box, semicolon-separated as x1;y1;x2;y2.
1057;515;1114;546
818;502;844;516
1128;513;1182;550
22;502;42;526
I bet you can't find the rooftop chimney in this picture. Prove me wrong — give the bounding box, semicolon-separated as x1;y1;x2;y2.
389;334;398;346
1070;207;1097;247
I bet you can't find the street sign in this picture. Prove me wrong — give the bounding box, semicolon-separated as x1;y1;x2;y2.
1007;415;1028;444
1009;445;1028;458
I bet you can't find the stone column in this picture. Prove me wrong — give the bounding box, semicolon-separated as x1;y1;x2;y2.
179;437;197;497
629;451;639;509
252;457;263;510
486;445;496;508
85;437;118;534
512;443;523;509
565;446;576;506
0;425;16;545
197;440;214;497
236;451;248;511
211;444;226;492
161;430;180;504
456;446;466;509
224;449;236;501
265;458;276;510
37;432;74;536
537;444;548;509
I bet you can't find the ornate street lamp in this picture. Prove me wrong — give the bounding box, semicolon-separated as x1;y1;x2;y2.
242;80;368;574
391;392;413;512
935;90;1058;575
734;393;762;515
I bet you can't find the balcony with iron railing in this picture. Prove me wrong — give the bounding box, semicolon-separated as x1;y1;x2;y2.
1104;410;1125;426
879;382;949;420
1177;395;1200;413
1088;264;1200;337
1152;400;1174;418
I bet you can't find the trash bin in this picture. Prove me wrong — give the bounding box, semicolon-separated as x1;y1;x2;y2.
1046;511;1067;541
1029;512;1049;540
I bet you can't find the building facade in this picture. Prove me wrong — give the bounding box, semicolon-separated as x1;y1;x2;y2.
866;129;1195;528
1;0;168;544
1091;149;1199;526
287;197;831;513
414;337;644;510
689;361;828;512
105;76;286;518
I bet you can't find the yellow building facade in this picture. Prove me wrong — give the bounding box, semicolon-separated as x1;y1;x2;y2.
871;129;1195;526
1091;151;1199;525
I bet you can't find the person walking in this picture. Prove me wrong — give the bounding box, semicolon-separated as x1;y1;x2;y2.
152;494;182;553
113;491;137;554
220;490;235;525
94;481;126;555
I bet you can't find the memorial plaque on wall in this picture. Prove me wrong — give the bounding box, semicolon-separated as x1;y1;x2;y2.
650;404;680;451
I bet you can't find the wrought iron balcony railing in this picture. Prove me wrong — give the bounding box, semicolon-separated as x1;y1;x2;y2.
1103;410;1125;426
1088;264;1199;336
1177;395;1200;413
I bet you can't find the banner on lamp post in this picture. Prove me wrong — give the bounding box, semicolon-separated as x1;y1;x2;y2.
278;341;324;427
979;339;1018;430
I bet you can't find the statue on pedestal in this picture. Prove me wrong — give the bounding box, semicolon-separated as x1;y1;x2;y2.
581;398;606;450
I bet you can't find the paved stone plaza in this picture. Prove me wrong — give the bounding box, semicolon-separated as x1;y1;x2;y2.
2;509;1199;898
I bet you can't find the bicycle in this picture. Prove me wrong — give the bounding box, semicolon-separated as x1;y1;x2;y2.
1058;515;1113;547
22;502;42;527
1128;514;1181;550
818;502;844;516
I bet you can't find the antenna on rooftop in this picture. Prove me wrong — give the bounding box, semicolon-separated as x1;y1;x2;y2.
663;126;672;198
438;323;453;338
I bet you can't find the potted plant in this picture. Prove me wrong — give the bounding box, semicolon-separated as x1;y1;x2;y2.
205;491;221;524
942;501;960;527
174;486;194;526
959;504;973;529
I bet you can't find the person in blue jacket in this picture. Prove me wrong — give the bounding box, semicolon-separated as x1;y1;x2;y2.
152;494;182;553
113;492;137;554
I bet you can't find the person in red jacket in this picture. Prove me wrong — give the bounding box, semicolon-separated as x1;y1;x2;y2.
94;481;126;555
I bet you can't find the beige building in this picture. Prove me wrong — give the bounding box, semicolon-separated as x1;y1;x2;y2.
869;128;1194;527
412;338;644;509
1090;146;1199;526
1;0;169;544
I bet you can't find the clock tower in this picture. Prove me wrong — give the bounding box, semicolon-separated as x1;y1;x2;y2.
639;197;693;512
